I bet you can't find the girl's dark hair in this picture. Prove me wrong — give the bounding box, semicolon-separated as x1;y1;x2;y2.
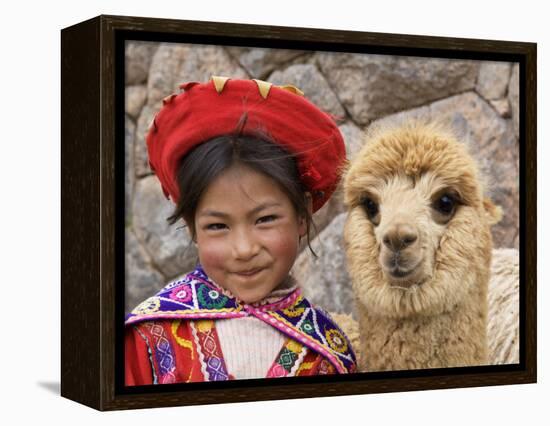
166;113;318;255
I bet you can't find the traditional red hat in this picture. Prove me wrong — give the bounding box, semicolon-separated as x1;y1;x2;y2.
146;76;346;213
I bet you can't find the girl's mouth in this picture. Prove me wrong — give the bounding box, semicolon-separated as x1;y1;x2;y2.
234;268;264;277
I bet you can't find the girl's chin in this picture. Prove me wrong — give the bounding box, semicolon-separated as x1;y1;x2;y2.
234;291;267;304
229;286;272;305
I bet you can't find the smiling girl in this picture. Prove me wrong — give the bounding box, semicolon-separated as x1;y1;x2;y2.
124;77;356;384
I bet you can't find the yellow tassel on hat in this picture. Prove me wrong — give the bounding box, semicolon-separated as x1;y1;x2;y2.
211;76;230;93
252;79;273;99
278;84;304;97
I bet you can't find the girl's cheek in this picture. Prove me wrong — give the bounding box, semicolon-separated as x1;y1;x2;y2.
265;228;300;256
196;238;227;267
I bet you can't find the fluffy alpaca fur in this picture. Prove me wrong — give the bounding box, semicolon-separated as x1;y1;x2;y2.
331;248;519;367
487;248;519;365
343;120;501;371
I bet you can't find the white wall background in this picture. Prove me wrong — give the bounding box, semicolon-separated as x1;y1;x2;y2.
1;0;546;424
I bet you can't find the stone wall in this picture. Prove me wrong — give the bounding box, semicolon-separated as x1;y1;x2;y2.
125;41;519;315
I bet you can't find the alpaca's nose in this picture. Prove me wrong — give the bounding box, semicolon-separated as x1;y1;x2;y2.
382;223;418;252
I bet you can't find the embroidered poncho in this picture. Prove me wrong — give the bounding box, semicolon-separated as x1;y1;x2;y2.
125;266;356;384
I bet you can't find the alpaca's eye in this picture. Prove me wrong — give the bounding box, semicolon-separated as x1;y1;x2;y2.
361;196;379;222
434;194;456;215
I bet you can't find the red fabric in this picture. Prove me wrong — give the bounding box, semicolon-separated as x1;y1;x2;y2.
170;319;205;383
125;321;206;385
146;78;346;212
124;325;155;386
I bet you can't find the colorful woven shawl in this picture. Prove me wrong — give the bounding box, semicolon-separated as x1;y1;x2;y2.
125;265;356;374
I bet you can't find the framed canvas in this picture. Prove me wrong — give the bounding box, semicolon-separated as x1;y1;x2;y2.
61;14;536;411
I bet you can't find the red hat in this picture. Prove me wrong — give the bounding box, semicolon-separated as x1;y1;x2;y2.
146;76;346;213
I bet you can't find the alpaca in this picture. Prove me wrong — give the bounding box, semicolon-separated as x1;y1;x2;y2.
342;120;502;371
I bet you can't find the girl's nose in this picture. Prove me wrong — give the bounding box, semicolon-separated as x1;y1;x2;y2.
232;228;260;260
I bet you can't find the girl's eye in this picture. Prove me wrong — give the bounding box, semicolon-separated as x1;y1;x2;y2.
257;215;277;224
206;223;227;231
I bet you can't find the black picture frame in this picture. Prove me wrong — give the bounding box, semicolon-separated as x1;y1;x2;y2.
61;14;536;411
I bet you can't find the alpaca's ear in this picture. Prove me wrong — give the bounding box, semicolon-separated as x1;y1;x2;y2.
483;198;502;225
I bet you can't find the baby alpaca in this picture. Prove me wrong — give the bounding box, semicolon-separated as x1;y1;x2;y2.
343;121;501;371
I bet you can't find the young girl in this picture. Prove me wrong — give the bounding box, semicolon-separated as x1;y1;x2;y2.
125;76;356;385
